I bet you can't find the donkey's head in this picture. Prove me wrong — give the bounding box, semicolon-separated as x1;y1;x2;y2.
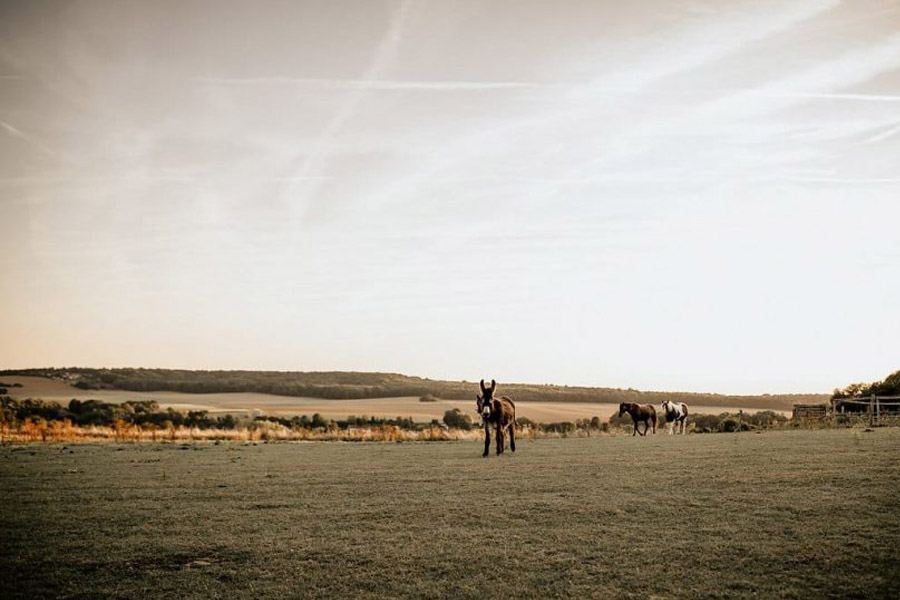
476;379;497;420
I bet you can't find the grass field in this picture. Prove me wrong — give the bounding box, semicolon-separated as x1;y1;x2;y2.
2;429;899;599
3;375;790;422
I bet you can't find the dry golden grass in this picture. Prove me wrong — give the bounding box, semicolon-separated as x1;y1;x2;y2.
0;419;487;444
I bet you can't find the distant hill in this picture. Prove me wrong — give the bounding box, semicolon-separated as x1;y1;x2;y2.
0;367;826;411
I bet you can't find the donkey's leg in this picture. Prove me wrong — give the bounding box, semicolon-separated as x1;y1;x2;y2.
496;425;504;455
483;425;491;457
509;424;516;452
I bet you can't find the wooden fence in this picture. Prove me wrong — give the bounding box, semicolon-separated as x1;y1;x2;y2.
830;395;900;427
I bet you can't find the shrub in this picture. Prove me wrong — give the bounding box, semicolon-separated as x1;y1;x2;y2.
541;421;576;435
718;417;741;432
217;414;238;429
443;408;473;430
608;412;631;428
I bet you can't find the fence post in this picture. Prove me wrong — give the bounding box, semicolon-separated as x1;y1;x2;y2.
869;395;875;427
876;396;881;426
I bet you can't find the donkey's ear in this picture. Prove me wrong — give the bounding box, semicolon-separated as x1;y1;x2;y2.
480;379;486;393
476;394;482;402
490;379;496;391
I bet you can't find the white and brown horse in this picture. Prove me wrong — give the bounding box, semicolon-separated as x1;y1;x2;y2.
476;379;516;457
661;400;689;434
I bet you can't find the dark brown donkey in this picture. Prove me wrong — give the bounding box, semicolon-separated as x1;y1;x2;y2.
618;402;657;436
476;379;516;457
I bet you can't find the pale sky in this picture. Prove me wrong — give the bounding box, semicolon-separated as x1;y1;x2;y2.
1;0;898;394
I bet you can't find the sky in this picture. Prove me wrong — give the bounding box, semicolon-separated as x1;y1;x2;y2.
1;0;898;394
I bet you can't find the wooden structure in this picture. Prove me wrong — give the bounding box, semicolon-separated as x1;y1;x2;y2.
792;404;828;420
830;395;900;426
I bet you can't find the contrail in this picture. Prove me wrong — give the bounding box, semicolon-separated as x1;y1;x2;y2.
284;0;415;218
864;122;900;144
0;120;57;158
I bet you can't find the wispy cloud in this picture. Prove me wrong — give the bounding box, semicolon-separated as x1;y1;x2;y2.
194;76;537;91
783;177;900;184
358;0;847;210
758;91;900;102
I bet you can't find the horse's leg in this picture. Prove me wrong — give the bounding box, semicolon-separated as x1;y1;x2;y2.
681;418;687;435
483;425;490;457
509;423;516;452
631;418;637;436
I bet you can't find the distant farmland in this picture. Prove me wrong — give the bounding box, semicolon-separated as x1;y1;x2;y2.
3;375;793;422
1;368;823;412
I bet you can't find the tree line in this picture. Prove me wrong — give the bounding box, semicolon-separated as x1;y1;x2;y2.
832;369;900;399
1;394;443;433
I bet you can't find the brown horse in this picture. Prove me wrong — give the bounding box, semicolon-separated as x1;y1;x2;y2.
476;379;516;457
618;402;657;436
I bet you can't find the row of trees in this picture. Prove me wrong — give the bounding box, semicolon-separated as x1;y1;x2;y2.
3;396;446;433
832;369;900;399
0;397;240;430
